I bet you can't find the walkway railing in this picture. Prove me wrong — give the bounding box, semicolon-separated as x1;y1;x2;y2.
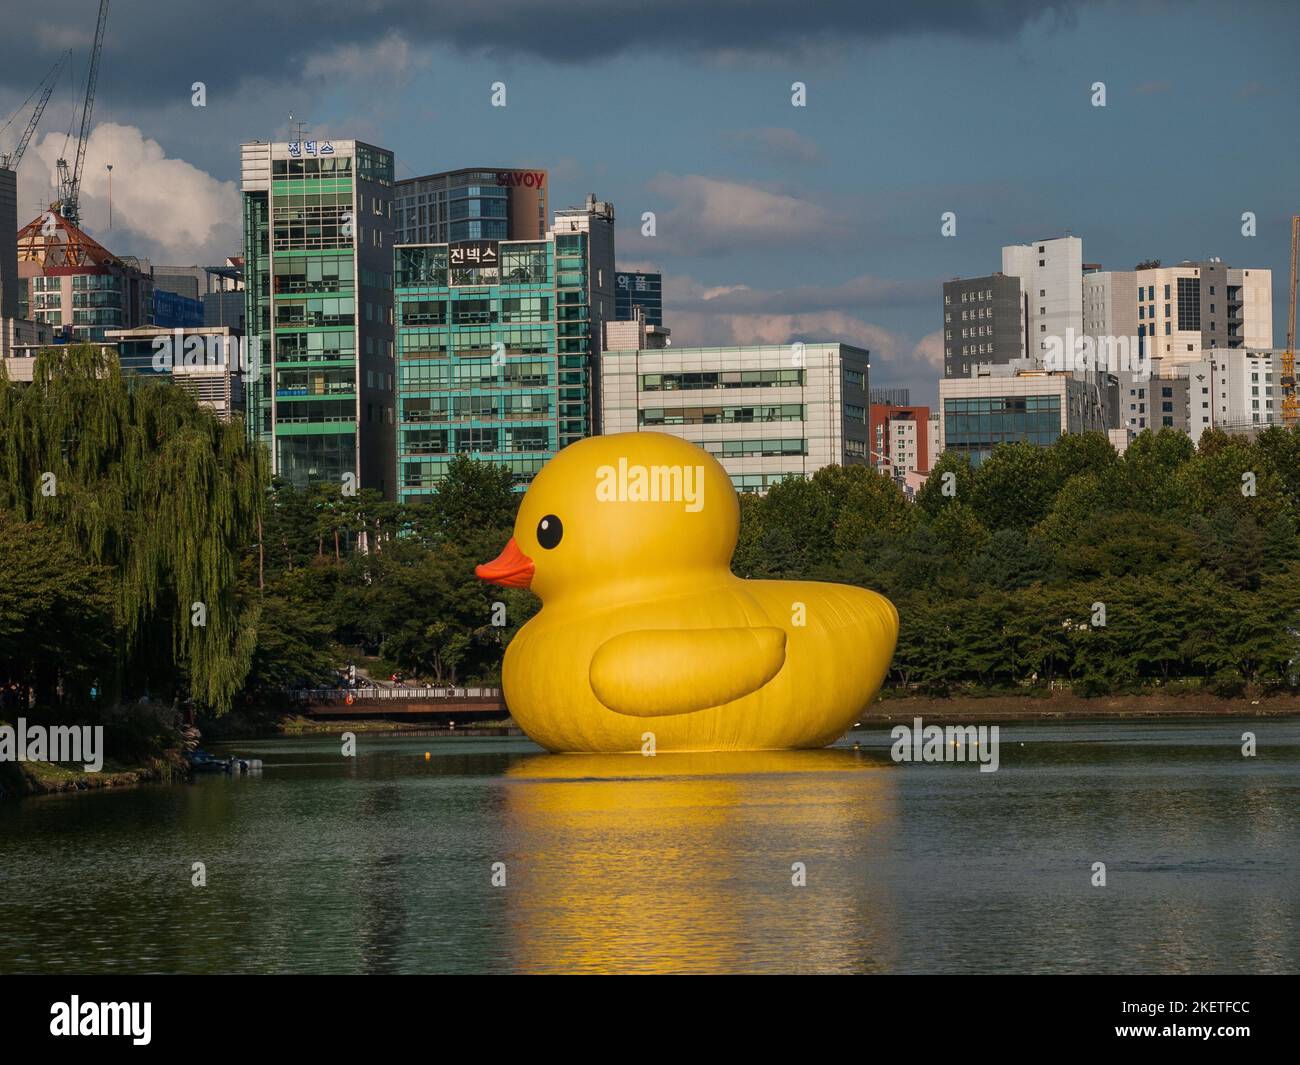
287;687;503;703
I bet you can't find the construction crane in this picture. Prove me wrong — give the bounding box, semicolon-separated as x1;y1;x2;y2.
1284;215;1299;429
55;0;110;228
0;51;69;171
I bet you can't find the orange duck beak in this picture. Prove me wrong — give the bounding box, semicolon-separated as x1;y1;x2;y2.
475;537;535;589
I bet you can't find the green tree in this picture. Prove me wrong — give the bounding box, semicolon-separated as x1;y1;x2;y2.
0;344;267;713
0;514;115;707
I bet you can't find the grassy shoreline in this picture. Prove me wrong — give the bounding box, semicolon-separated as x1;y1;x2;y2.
0;750;188;799
868;689;1300;723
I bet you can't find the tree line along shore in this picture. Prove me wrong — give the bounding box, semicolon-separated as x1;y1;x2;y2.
3;344;1300;785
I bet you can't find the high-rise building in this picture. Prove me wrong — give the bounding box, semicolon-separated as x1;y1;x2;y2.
614;270;662;326
240;138;397;497
0;166;17;320
393;238;577;499
552;194;616;437
942;272;1023;379
600;343;871;493
16;210;154;341
395;168;547;245
1085;260;1272;434
1002;235;1084;364
1085;261;1271;358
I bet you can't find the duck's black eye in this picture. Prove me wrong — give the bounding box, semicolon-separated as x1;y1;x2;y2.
536;515;563;550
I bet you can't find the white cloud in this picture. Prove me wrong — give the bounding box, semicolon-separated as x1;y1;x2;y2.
644;173;840;253
910;330;944;371
21;122;240;263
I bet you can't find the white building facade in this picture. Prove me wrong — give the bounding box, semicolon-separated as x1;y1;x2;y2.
600;343;871;493
1002;235;1085;366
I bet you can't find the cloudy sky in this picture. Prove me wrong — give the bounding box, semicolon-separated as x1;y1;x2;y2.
2;0;1297;406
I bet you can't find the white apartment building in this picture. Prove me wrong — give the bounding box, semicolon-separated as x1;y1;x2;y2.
1002;235;1084;365
1085;260;1272;362
600;343;871;493
890;415;922;474
1118;348;1282;442
1087;260;1273;435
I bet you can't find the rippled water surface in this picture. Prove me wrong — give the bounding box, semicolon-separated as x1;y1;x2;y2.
1;720;1297;973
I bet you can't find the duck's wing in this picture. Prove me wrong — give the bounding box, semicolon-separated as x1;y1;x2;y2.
589;627;786;717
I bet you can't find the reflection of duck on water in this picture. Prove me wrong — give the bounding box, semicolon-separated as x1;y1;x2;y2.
499;748;901;974
477;433;898;753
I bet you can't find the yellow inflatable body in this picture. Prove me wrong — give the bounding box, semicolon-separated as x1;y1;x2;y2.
476;432;899;753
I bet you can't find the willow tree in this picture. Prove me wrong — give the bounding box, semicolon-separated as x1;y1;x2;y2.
0;343;268;713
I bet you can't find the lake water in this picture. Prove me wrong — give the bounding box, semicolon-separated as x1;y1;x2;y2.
1;720;1297;974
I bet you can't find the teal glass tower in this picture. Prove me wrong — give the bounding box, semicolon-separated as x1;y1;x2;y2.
240;138;397;496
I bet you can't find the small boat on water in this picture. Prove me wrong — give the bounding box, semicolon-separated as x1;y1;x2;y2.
187;749;263;775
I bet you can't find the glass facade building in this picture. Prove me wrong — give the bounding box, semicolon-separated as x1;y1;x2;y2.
614;271;662;326
393;231;595;499
941;394;1062;464
395;168;548;245
240;139;397;496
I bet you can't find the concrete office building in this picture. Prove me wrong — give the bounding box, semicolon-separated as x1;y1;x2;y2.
0;316;53;363
938;365;1109;465
604;307;669;353
600;343;871;493
1086;260;1273;434
1085;260;1272;360
1002;235;1084;364
1129;348;1283;440
395;167;547;245
614;270;662;326
942;272;1023;379
240;137;397;496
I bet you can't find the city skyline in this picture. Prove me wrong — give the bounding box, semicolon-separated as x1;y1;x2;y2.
2;1;1299;409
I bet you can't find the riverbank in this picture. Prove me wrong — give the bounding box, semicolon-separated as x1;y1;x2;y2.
277;715;522;737
866;689;1300;723
0;750;187;799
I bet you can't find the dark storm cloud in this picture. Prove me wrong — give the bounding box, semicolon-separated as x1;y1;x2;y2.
0;0;1095;100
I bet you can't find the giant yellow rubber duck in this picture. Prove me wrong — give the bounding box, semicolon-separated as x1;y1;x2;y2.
476;432;899;753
